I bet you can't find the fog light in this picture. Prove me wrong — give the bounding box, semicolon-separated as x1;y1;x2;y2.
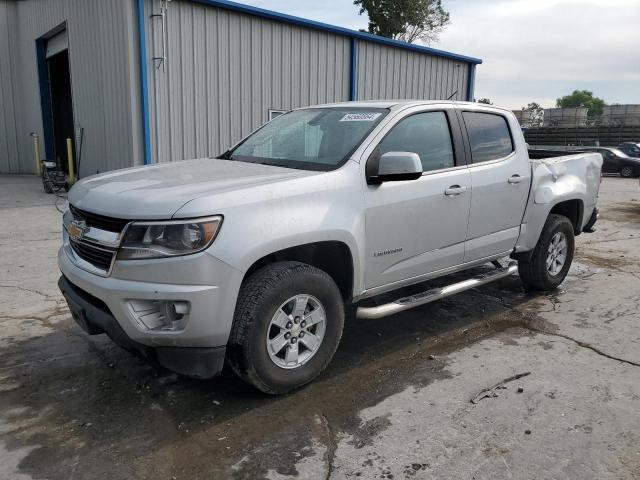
128;299;190;331
160;301;189;323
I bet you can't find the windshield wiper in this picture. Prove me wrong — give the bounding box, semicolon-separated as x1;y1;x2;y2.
216;150;233;160
255;161;295;169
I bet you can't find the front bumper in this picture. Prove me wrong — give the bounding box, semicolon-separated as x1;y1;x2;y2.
59;275;225;378
58;241;244;348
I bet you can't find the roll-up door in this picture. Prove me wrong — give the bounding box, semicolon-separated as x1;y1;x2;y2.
46;30;68;58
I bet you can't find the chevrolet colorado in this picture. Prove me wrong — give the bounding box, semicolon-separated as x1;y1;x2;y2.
58;101;602;394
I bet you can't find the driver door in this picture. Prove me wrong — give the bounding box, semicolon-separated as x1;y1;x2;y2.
600;150;615;173
363;108;471;290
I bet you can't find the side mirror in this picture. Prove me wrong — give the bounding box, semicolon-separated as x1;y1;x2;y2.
369;152;423;184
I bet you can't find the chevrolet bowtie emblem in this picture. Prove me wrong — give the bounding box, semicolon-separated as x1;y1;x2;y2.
68;220;88;241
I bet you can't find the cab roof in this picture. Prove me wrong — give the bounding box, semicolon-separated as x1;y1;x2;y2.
306;100;512;114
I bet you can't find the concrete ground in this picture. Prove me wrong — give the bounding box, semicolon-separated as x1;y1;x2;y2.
1;174;639;480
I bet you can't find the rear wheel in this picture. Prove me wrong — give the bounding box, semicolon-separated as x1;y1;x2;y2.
620;165;634;178
227;261;344;394
518;214;575;291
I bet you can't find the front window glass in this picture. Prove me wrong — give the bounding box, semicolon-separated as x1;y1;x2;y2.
225;108;388;171
377;111;455;172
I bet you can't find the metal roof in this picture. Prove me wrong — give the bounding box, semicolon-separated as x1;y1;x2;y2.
191;0;483;65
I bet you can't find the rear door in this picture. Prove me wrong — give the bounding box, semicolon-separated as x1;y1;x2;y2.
363;107;471;289
459;108;531;262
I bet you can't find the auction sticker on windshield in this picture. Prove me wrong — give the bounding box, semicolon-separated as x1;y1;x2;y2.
340;112;382;122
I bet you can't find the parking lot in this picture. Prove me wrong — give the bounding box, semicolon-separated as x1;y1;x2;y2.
1;175;639;480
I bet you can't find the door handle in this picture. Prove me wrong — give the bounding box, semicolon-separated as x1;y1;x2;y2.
444;185;467;196
508;174;524;184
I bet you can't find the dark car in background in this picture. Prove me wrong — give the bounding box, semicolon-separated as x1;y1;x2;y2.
617;142;640;158
577;147;640;178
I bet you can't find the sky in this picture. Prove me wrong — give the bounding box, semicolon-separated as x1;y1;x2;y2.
240;0;640;109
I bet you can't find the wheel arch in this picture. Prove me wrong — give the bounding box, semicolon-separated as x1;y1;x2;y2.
242;241;355;302
549;198;584;235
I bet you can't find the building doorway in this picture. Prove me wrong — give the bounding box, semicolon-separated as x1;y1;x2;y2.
47;49;75;173
37;27;76;174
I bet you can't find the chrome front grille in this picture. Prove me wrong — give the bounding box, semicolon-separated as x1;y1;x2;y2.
69;239;117;271
64;205;128;276
69;205;129;233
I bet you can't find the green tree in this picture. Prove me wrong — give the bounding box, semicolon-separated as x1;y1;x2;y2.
477;98;492;105
354;0;450;44
556;90;606;117
524;102;544;126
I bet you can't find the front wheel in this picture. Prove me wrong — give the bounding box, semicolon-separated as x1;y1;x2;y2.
227;261;344;394
518;214;575;291
620;165;635;178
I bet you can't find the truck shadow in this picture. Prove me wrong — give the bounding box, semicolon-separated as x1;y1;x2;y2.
0;266;548;479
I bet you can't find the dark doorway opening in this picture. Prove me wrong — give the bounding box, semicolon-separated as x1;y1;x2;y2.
47;50;75;173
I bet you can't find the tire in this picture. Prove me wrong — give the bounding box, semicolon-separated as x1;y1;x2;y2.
518;214;575;291
227;261;344;394
620;165;634;178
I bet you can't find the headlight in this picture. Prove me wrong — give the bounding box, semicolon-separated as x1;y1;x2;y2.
117;216;222;260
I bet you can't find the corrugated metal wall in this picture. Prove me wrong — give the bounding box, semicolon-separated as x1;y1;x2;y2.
144;0;473;163
144;0;352;163
0;1;21;174
1;0;477;174
356;40;469;102
0;0;142;175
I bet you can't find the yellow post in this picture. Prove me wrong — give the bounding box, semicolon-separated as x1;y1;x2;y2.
66;138;75;184
32;134;41;176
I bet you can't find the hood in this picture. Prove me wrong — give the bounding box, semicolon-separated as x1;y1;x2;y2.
68;158;319;219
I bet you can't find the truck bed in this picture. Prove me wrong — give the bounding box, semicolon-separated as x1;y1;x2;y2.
528;148;586;160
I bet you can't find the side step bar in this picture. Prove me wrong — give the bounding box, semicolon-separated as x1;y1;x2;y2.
356;262;519;320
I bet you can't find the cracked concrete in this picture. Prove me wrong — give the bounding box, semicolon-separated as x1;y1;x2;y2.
320;414;338;480
1;175;639;479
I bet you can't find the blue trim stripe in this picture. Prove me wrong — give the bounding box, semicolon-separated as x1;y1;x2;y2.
35;38;55;161
466;64;476;102
137;0;152;165
190;0;482;65
349;38;358;101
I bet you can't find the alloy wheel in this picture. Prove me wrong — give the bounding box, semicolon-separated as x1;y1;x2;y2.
546;231;568;276
266;294;327;369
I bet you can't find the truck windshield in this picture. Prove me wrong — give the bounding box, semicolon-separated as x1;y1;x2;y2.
222;108;388;171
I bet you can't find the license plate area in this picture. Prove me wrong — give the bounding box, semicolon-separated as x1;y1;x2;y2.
63;293;103;335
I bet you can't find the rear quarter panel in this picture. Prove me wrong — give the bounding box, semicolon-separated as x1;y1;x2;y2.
515;152;602;252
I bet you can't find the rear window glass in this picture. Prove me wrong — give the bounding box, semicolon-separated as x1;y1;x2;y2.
462;112;514;163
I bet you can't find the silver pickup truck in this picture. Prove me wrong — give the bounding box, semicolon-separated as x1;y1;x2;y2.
58;101;602;394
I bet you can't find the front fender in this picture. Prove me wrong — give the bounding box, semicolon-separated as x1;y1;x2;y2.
180;162;367;298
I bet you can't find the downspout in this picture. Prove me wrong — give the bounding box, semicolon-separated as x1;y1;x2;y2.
349;37;358;101
466;63;476;102
137;0;152;165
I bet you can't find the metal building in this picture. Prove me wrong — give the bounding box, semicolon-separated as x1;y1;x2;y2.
0;0;482;176
600;104;640;127
512;109;534;128
543;107;588;128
